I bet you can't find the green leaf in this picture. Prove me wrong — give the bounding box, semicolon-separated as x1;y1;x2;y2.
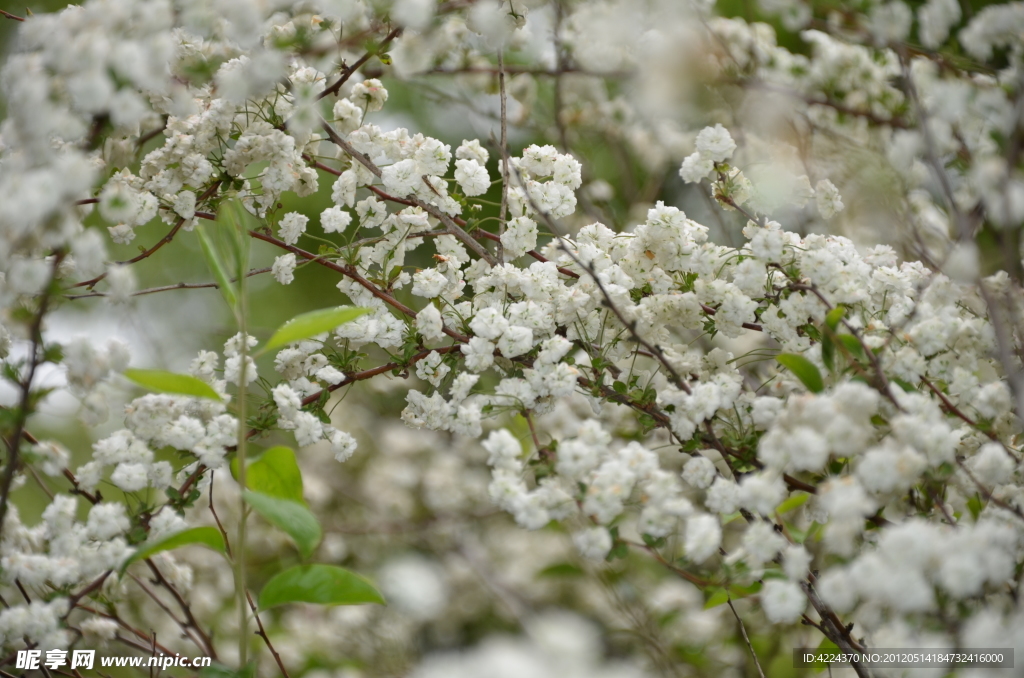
232;446;304;504
123;369;222;402
703;582;762;609
967;493;984;521
262;306;371;353
197;223;239;312
825;305;846;331
776;354;824;393
536;563;584;578
890;377;916;392
728;581;762;598
704;587;728;609
258;564;385;610
121;527;226;574
243;491;321;559
836;334;865;360
821;333;835;372
776;491;811;515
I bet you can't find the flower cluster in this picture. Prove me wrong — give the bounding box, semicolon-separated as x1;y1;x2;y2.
3;0;1024;676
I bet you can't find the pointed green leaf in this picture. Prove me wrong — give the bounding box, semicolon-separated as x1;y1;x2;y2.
262;306;371;353
232;446;304;504
776;491;811;515
258;564;385;610
821;333;835;372
197;223;238;311
123;369;222;402
825;305;846;331
776;354;824;393
243;491;321;559
121;527;226;574
836;334;866;360
536;563;584;578
704;587;728;609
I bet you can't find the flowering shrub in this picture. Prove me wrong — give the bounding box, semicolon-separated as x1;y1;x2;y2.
2;0;1024;676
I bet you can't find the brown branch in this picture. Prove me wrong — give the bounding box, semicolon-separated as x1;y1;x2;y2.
299;345;462;407
65;267;272;300
127;572;208;654
72;181;222;289
245;590;290;677
248;228;469;342
0;10;25;22
728;598;766;678
0;254;63;541
319;27;403;100
319;118;498;266
625;540;711;587
144;559;217;659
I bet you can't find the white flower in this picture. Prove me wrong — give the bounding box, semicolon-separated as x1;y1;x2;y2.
224;355;258;386
685;514;721;563
293;411;324;447
272;253;296;285
694;124;736;162
679;152;714;183
500;216;538;259
483;429;522;472
351;78;388;112
739;472;786;515
86;503;130;541
172;191;196;220
682;455;717;489
573;527;612;561
743;521;786;565
416;304;445;341
111;462;148;492
454;158;490;196
278;212;308;245
469;307;510;340
760;580;806;624
382;158;420;196
321;206;353;233
815;179;844;219
783;544;812;580
497;325;533;358
706;477;740;514
968;443;1015;486
332;98;363;133
412;268;448;298
80;617;119;642
456;139;489;164
328;428;358;462
461;337;495;372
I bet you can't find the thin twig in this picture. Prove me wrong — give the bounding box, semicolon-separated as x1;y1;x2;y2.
65;267;273;300
72;181;222;289
319;118;498;266
319;27;402;100
0;254;63;541
727;598;766;678
144;559;217;659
